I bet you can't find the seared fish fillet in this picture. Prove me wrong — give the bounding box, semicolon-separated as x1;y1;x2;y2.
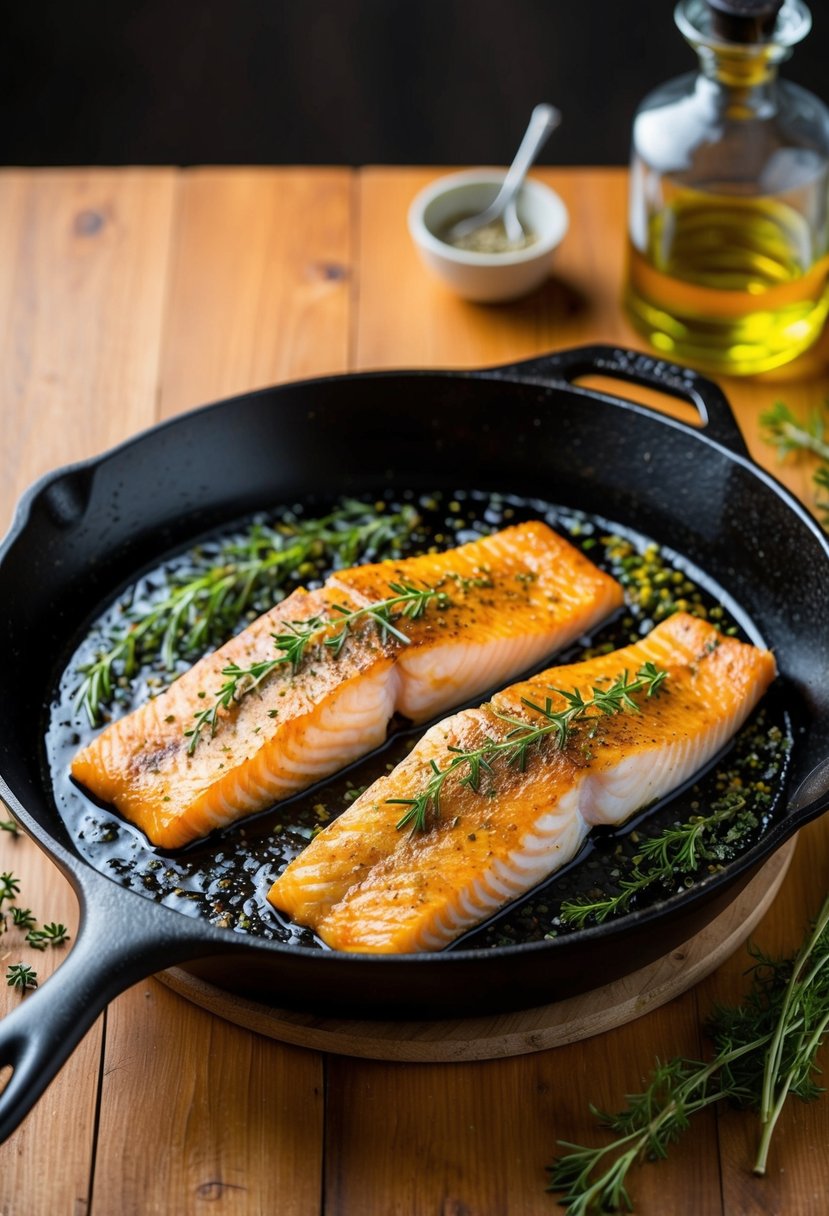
71;521;622;848
268;614;776;953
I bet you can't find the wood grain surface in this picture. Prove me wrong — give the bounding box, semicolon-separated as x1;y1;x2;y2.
0;166;827;1216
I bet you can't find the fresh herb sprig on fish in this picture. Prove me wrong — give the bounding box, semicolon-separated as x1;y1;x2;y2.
390;663;668;833
559;790;754;929
548;892;829;1213
761;400;829;527
185;581;450;754
74;501;420;725
277;580;449;665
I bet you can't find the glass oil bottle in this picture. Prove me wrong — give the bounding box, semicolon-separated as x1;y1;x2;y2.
624;0;829;376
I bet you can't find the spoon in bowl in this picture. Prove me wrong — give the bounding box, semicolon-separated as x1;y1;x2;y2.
446;103;562;246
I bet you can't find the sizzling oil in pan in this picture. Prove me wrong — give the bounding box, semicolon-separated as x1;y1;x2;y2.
45;491;794;952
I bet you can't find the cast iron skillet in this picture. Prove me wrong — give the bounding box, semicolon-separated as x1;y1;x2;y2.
0;345;828;1142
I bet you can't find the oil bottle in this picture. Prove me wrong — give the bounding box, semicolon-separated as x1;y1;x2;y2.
624;0;829;376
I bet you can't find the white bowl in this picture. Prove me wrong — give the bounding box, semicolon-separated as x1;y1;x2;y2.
407;169;569;303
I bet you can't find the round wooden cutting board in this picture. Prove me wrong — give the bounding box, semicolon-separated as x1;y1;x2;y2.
157;838;795;1063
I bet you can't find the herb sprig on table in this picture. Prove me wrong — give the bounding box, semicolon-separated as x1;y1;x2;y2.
761;401;829;528
0;871;21;903
1;831;71;995
6;963;38;991
73;500;420;725
389;663;668;833
24;921;72;950
548;892;829;1213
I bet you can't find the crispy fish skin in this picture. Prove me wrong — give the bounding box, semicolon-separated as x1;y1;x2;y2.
71;521;622;849
268;614;776;953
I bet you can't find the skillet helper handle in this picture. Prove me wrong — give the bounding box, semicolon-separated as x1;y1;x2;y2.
0;879;214;1145
511;344;750;457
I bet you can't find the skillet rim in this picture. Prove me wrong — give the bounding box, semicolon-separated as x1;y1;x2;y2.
1;350;827;970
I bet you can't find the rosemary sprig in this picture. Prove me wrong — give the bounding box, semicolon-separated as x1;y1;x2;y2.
559;792;752;929
185;656;290;753
548;892;829;1212
325;579;448;651
551;1055;747;1216
6;962;38;990
390;663;668;833
185;581;449;753
74;500;420;725
760;400;829;527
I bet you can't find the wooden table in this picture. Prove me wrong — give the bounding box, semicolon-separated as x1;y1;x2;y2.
1;167;827;1216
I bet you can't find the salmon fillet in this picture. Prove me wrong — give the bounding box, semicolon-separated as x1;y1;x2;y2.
268;614;776;953
71;521;622;848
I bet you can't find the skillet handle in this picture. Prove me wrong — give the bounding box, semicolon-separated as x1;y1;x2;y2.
0;876;219;1145
497;344;750;457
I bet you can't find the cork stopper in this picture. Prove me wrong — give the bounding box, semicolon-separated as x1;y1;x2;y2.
706;0;784;42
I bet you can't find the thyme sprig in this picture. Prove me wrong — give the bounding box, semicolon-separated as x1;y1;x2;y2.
390;663;668;833
0;858;72;995
760;400;829;527
74;500;420;725
6;963;38;990
559;792;752;929
548;891;829;1212
24;922;71;951
185;581;449;754
0;872;21;906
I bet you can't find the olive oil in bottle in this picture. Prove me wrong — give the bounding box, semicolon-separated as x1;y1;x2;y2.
625;0;829;376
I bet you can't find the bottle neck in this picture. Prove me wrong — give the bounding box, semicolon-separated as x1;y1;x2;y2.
697;44;779;88
675;0;812;98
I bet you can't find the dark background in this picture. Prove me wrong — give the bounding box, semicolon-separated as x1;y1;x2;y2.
1;0;825;167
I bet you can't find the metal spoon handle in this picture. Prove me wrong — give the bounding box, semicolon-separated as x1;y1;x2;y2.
493;103;562;213
447;103;562;243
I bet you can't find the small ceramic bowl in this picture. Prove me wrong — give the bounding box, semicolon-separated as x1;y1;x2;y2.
407;169;569;303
